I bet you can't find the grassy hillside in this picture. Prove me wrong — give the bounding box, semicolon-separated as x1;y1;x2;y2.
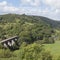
0;14;60;28
0;14;60;60
39;16;60;28
44;41;60;60
0;14;55;43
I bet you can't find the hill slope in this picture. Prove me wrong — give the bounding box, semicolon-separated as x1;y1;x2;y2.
0;14;56;43
0;14;60;60
0;14;60;28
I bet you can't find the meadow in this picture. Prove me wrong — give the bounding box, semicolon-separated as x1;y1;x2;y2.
44;41;60;60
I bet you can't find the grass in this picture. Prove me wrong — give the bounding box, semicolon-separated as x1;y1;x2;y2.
44;41;60;60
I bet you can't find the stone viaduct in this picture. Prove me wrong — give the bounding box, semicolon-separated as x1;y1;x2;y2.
0;36;19;48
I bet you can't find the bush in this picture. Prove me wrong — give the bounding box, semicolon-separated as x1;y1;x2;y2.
0;44;4;49
41;51;52;60
0;49;14;58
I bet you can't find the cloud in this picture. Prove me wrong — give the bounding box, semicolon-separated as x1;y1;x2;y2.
44;0;60;9
3;6;19;12
0;0;60;20
20;0;41;6
42;0;60;20
0;1;20;13
0;1;7;6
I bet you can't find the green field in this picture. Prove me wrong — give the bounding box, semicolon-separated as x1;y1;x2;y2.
44;41;60;60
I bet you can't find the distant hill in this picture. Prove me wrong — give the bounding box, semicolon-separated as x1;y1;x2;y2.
0;14;60;28
39;16;60;28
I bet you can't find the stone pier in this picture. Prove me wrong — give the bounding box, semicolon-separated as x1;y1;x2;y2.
0;36;19;48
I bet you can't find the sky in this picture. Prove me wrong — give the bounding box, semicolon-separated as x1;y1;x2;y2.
0;0;60;20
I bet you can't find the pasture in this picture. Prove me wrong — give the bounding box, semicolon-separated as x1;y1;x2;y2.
44;41;60;60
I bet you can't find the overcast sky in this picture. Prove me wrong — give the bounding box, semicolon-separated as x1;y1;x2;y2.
0;0;60;20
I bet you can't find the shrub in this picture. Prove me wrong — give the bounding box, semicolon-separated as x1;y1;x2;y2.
41;51;52;60
19;43;52;60
0;44;4;49
0;49;14;58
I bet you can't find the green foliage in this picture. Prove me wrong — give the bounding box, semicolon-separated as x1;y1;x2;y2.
0;49;14;58
41;51;52;60
19;43;52;60
0;44;4;49
0;14;55;60
0;14;55;45
44;41;60;60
